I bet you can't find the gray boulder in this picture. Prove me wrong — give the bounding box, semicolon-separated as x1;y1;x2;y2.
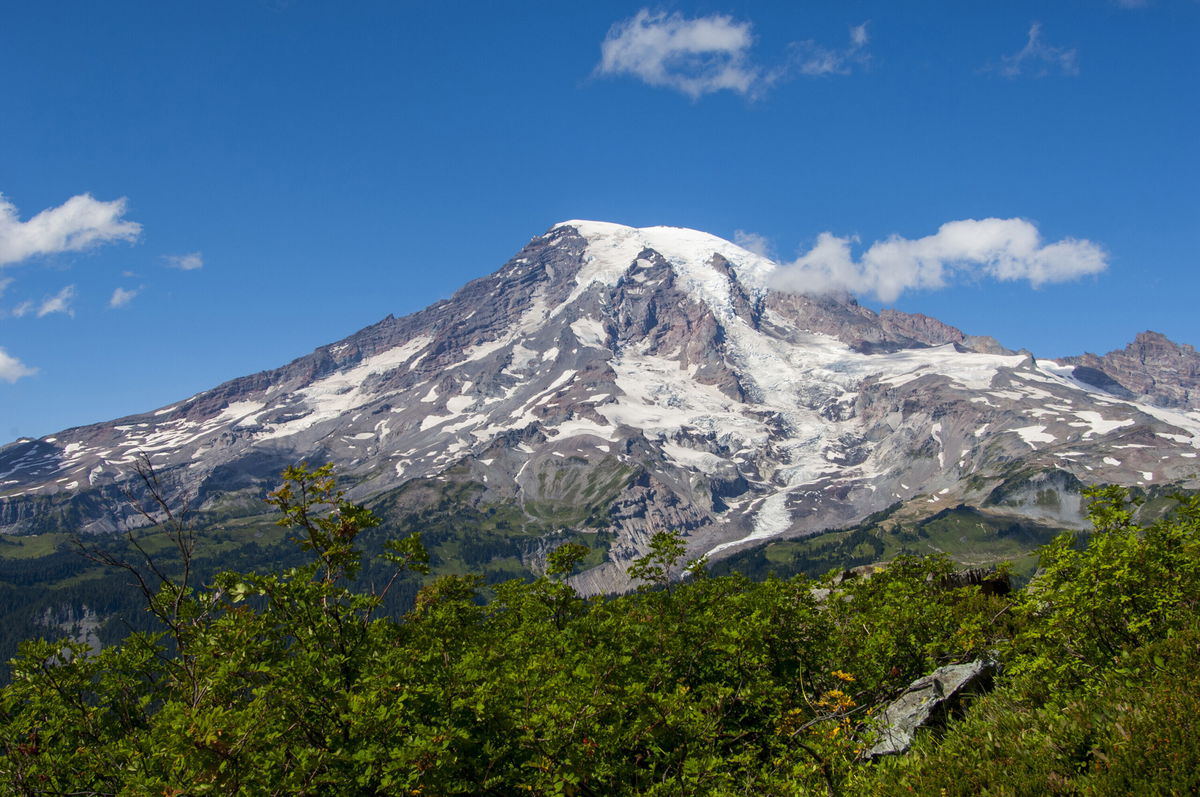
862;656;998;760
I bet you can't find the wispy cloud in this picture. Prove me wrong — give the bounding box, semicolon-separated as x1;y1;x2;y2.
0;277;12;297
0;347;36;383
769;218;1107;303
0;193;141;267
596;10;868;99
109;286;140;309
164;252;203;271
995;23;1079;78
11;285;79;317
733;230;773;258
35;285;77;318
791;22;870;76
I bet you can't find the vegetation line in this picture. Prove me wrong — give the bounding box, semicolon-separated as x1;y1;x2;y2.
1;468;1197;794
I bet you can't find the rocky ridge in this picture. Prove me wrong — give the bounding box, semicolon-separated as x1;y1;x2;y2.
1061;331;1200;409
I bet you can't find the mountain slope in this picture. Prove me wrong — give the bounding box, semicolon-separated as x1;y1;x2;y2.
3;221;1199;592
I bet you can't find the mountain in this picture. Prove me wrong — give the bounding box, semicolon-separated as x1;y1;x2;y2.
3;221;1200;592
1060;331;1200;409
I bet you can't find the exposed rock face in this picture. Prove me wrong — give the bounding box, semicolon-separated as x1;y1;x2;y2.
938;567;1011;596
879;309;967;348
1060;331;1200;409
2;220;1200;594
40;604;102;657
879;309;1010;356
862;656;999;760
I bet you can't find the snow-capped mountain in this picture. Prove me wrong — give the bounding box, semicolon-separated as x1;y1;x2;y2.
3;221;1200;591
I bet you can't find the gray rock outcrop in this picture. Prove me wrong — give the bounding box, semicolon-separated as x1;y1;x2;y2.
862;656;998;760
1060;331;1200;409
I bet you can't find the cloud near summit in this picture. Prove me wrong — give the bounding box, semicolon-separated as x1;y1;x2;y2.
768;218;1107;303
596;9;868;99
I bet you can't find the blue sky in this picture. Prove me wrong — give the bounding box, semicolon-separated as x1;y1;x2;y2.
1;0;1197;440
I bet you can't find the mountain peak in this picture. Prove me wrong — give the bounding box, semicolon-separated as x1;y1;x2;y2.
547;220;775;321
550;220;771;269
4;221;1200;595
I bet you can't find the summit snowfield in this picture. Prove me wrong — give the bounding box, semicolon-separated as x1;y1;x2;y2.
3;221;1200;591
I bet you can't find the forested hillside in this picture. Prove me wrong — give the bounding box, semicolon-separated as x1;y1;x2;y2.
1;466;1197;795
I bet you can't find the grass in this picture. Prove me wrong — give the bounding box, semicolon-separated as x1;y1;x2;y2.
0;532;74;559
711;505;1068;583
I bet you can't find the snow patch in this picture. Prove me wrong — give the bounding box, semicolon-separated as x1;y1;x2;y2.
931;422;944;468
662;443;727;475
546;418;617;442
706;491;793;557
1013;425;1056;448
570;317;608;348
507;345;538;372
1069;411;1134;438
255;336;433;441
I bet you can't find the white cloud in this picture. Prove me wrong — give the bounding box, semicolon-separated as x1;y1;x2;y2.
109;286;140;308
0;347;36;383
35;285;77;318
164;252;203;271
996;23;1079;77
792;22;870;76
597;10;764;99
0;193;141;267
0;277;11;297
769;218;1107;303
596;10;870;99
11;284;78;317
733;230;772;258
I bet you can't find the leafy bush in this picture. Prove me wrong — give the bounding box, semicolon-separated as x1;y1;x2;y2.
0;472;1195;794
858;487;1200;796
